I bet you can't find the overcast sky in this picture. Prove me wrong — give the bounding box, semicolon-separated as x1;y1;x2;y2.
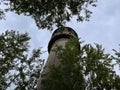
0;0;120;62
0;0;120;89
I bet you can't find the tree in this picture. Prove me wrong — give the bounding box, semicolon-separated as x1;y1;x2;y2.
0;8;5;20
0;0;97;30
41;38;120;90
0;30;44;90
0;30;120;90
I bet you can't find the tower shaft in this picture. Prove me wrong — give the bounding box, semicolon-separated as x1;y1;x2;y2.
37;27;79;90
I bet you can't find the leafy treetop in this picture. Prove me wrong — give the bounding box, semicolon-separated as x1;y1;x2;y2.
0;30;44;90
0;0;97;30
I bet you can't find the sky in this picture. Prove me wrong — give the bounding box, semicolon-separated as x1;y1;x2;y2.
0;0;120;70
0;0;120;89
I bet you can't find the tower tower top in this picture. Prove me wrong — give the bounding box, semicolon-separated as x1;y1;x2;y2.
48;27;78;53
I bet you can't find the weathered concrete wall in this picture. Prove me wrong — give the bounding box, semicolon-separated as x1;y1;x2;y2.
37;39;68;90
45;38;69;67
37;27;78;90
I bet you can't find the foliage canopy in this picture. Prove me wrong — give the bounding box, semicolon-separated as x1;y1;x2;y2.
0;30;44;90
0;31;120;90
0;0;97;30
41;38;120;90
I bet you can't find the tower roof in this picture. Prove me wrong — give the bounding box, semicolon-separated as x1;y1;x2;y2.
48;27;78;53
